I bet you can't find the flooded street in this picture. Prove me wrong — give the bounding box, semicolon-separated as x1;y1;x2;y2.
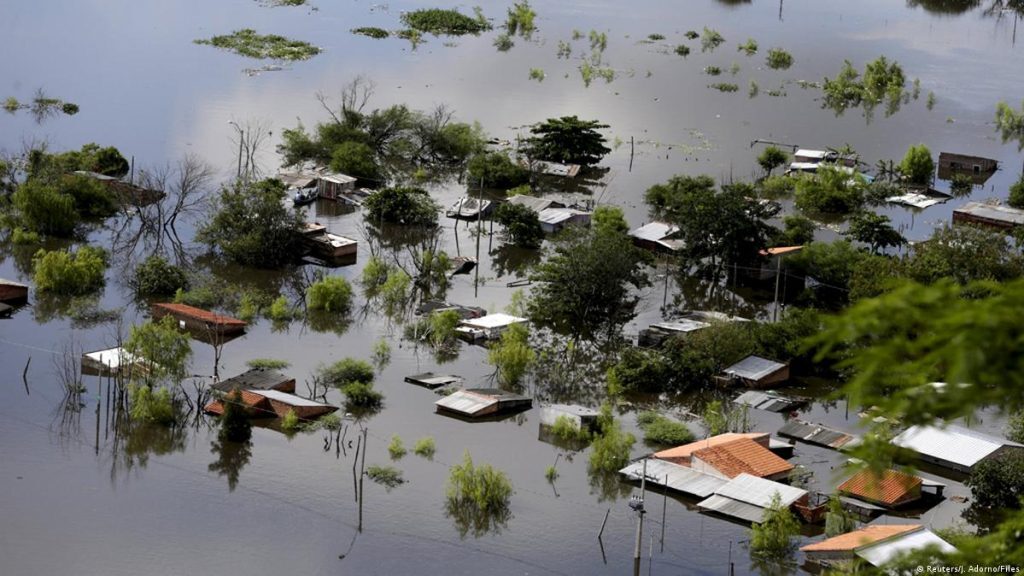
2;0;1023;574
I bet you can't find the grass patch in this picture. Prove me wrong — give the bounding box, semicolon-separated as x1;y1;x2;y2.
704;66;722;76
684;30;699;40
551;415;590;443
388;435;407;459
401;8;492;36
505;1;536;38
701;27;725;52
710;83;739;93
738;38;758;55
280;409;301;432
413;437;437;458
647;33;665;41
766;47;794;70
340;381;383;408
494;33;513;51
529;68;545;82
194;29;321;61
246;358;290;370
352;27;389;39
545;465;559;482
637;411;694;445
366;464;405;489
674;44;690;57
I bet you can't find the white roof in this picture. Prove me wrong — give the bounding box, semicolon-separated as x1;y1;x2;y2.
459;313;527;330
324;233;357;248
723;355;786;381
630;221;679;242
507;195;558;212
83;347;144;370
538;207;590;226
855;528;955;567
713;473;807;508
893;425;1023;469
318;172;357;184
698;494;769;523
249;389;332;408
620;458;727;498
652;319;710;333
955;202;1024;225
887;193;948;209
794;149;828;159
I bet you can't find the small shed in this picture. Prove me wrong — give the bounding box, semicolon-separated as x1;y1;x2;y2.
81;347;148;377
152;303;247;338
953;202;1024;231
697;473;809;524
316;171;357;201
506;195;565;212
211;368;295;394
800;524;924;567
619;458;727;498
405;372;463;389
777;419;858;450
837;469;923;508
539;404;600;432
690;437;794;481
629;221;685;254
718;355;790;389
204;389;336;420
938;152;998;181
416;300;486;320
733;390;806;413
638;311;748;347
455;313;527;341
533;161;581;178
435;388;532;419
537;207;592;234
892;424;1024;474
886;188;952;209
0;278;29;304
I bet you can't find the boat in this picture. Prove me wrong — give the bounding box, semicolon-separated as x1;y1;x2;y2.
292;187;319;206
446;197;493;220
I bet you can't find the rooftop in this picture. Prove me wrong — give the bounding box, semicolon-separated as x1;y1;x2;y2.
722;355;787;381
838;469;923;506
654;433;769;462
692;437;794;479
210;368;295;393
249;389;333;408
954;202;1024;225
620;458;727;498
800;525;921;552
712;473;807;508
459;313;527;330
152;302;247;327
893;424;1023;469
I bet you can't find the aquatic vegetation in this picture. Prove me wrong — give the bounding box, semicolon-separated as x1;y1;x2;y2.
395;28;424;48
505;1;536;38
341;381;384;408
551;415;590;442
589;29;607;52
647;33;665;41
701;27;725;52
704;66;722;76
748;79;759;98
528;67;545;81
132;255;188;298
674;44;690;57
446;451;513;514
995;100;1024;148
307;276;353;313
927;91;936;110
414;437;437;458
388;435;407;459
765;47;793;70
194;29;321;60
493;33;513;51
729;62;741;75
709;82;739;92
545;465;558;482
367;465;405;489
267;295;292;321
3;89;79;122
321;358;376;387
401;8;492;36
33;246;108;295
556;40;572;58
352;27;390;39
372;338;392;371
246;358;290;370
280;409;301;432
637;412;694;445
821;56;907;117
128;383;178;425
487;323;535;385
738;38;758;55
684;30;699;40
588;409;635;472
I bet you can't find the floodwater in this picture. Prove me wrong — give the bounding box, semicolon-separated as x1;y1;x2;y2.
1;0;1022;574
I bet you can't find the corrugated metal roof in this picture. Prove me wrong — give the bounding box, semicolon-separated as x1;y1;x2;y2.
538;208;590;226
855;528;955;567
697;494;767;523
319;172;357;184
250;389;332;408
620;459;727;498
460;313;527;330
893;425;1023;469
82;347;144;371
211;368;293;393
723;355;786;381
777;419;858;449
405;373;463;388
507;195;558;212
713;473;807;508
651;319;709;333
435;390;497;416
630;221;679;242
954;202;1024;225
801;525;921;552
887;192;949;209
794;149;829;159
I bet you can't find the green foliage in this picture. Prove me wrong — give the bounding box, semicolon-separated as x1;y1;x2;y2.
198;179;304;268
126;316;193;384
749;493;800;559
966;452;1024;511
428;309;461;349
360;255;395;295
363;186;440;226
824;497;858;537
505;1;536;37
413;437;436;458
246;358;290;370
551;415;590;442
494;202;544;248
950;173;974;198
447;451;513;512
128;383;178;425
704;66;722;76
267;295;292;321
132;255;188;298
776;214;816;246
822;56;906;117
366;465;405;489
487;323;535;386
900;143;935;185
33;246;108;295
757;174;795;198
388;435;407;459
905;225;1024;285
1007;174;1024;209
738;38;758;55
372;338;392;371
545;465;559;482
352;27;390;39
528;227;649;346
794;166;868;214
494;33;514;51
674;44;690;57
757;146;789;176
330;141;381;181
11;228;40;244
701;27;725;52
401;8;492;36
467;151;530;189
307;276;353;313
995;100;1024;148
709;83;739;93
606;346;672;395
11;180;78;237
765;48;793;70
280;409;300;432
235;290;268;322
2;92;80;121
588;405;636;472
701;400;729;437
194;29;321;60
1008;412;1024;444
846;211;905;253
524;116;611;166
218;389;253;442
638;412;694;445
592;205;628;235
790;239;865;293
320;358;375;388
340;381;384;408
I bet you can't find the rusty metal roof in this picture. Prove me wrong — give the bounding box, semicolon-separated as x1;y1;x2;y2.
692;437;794;479
801;525;922;552
654;433;769;462
838;469;922;506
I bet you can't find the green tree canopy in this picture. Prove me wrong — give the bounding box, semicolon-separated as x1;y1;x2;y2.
363;186;440;226
524;116;611;166
126;316;193;385
198;178;305;268
494;202;544;248
845;211;905;254
899;143;935;185
757;146;789;176
466;151;530;189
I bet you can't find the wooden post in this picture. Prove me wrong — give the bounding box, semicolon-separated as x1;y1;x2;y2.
772;253;783;322
359;427;367;532
633;458;647;576
598;507;611;540
22;356;31;395
474;178;483;298
629;136;635;172
660;474;668;551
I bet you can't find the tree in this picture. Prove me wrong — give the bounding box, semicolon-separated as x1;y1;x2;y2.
524;116;611;166
1008;174;1024;209
588;405;636;472
33;246;108;295
494;202;544;248
527;227;649;347
126;316;193;385
749;493;800;559
329;141;381;181
319;358;375;388
592;205;629;235
965;452;1024;511
845;211;905;253
824;496;858;537
1008;412;1024;444
132;255;189;298
775;214;816;246
307;276;353;313
900;143;935;186
363;186;440;226
794;165;868;214
605;346;672;395
757;146;789;176
218;389;253;442
487;323;535;386
197;178;304;268
905;224;1024;285
466;151;530;189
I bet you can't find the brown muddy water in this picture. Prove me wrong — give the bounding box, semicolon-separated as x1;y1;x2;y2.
2;0;1023;574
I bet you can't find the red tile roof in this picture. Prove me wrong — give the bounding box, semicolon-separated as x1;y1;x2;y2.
153;303;247;327
653;433;769;464
203;390;267;416
838;469;923;506
800;525;921;552
692;437;794;479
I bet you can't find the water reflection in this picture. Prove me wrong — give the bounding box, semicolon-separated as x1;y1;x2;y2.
113;421;188;478
588;468;634;503
208;437;253;492
489;244;541;279
907;0;982;14
444;499;512;539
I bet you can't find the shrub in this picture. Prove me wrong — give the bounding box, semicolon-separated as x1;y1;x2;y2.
414;437;437;458
900;143;934;185
505;1;536;37
446;451;513;511
467;151;530;189
765;48;793;70
11;228;40;244
1007;412;1024;444
218;389;253;442
372;339;392;370
950;173;974;197
966;452;1024;510
322;358;376;387
638;412;694;445
701;27;725;52
133;255;188;298
267;295;292;321
606;347;672;395
757;146;789;176
11;180;78;237
494;203;544;248
307;276;353;313
674;44;690;57
388;435;407;459
128;383;177;425
126;316;193;384
995;100;1024;147
1008;174;1024;209
824;496;858;537
340;381;383;407
236;290;268;322
197;178;304;268
400;8;492;36
366;465;405;489
794;166;867;214
246;358;290;370
280;409;301;432
33;246;108;295
428;309;461;349
738;38;758;55
551;414;590;442
494;33;513;51
710;83;739;93
363;186;440;226
704;66;722;76
352;27;389;39
749;493;800;559
545;465;559;482
194;29;321;60
588;405;636;472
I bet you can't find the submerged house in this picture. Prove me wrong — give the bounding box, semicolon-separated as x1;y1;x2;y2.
717;355;790;389
300;222;358;264
697;473;810;524
620;458;728;499
938;152;998;184
152;303;247;339
539;404;601;432
952;202;1024;231
73;170;164;206
837;469;924;509
80;347;148;377
801;525;954;568
455;313;527;341
777;419;858;450
204;389;337;420
733;390;806;413
0;278;29;304
653;433;770;465
688;437;794;481
210;368;296;394
505;195;592;233
892;424;1024;474
416;300;486;320
638;311;748;347
629;221;684;254
315;171;357;201
434;388;532;419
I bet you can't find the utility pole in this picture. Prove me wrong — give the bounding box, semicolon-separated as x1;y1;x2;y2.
631;459;647;576
474;177;483;298
772;252;783;322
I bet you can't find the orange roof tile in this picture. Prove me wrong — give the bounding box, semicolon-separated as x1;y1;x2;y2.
760;246;804;256
800;525;921;552
838;469;923;506
691;437;794;479
153;303;247;327
653;433;769;462
203;390;267;416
